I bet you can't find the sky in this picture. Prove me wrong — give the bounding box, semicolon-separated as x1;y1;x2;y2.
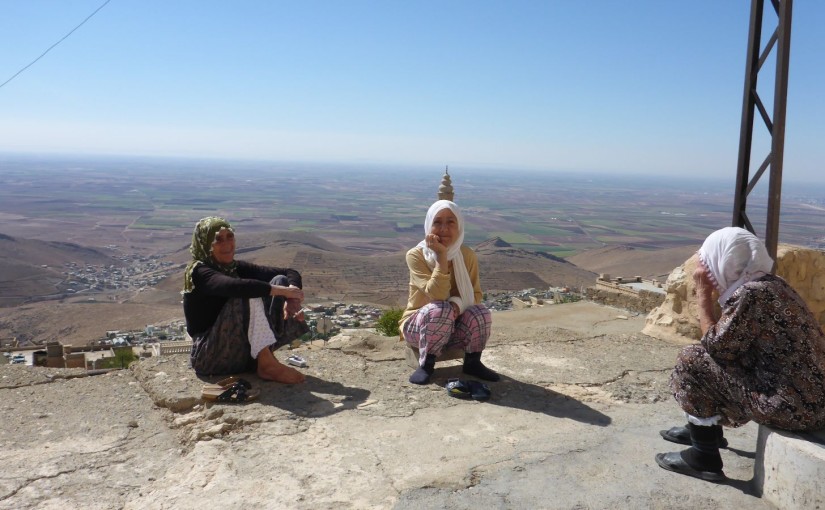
1;0;823;182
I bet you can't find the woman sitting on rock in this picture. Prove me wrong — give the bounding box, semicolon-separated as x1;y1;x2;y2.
182;216;306;383
400;200;499;385
656;226;825;482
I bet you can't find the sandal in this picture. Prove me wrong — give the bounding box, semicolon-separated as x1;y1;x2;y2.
660;425;728;448
203;377;252;391
654;452;726;482
202;380;259;403
287;355;307;368
446;379;491;401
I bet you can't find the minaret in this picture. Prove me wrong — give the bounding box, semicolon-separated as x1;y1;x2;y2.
437;166;455;202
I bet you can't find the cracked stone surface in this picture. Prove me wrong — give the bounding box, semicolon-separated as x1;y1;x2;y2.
0;301;774;509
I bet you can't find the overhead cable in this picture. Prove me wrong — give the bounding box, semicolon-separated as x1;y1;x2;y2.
0;0;112;90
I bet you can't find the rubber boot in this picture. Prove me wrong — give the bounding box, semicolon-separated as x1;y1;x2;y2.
409;354;436;385
711;424;727;448
660;423;728;448
462;352;500;382
681;423;724;472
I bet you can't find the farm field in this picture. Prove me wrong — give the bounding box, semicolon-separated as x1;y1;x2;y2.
2;155;824;345
2;155;823;259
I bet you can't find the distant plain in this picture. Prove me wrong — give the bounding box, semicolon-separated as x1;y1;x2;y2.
1;154;824;345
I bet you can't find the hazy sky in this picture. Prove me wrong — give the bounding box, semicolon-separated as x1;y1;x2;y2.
1;1;823;181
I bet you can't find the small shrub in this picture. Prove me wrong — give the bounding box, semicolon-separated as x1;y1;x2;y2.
376;308;403;337
100;347;138;369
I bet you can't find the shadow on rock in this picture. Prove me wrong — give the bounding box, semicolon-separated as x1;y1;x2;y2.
428;368;611;426
727;446;756;459
490;375;612;426
721;476;761;497
255;375;371;418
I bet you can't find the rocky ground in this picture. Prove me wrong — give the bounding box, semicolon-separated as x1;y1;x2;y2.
0;302;775;509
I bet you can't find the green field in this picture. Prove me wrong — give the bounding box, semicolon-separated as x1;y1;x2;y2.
3;159;825;258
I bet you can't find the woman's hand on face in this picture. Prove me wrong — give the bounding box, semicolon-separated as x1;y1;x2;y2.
270;285;304;301
425;233;448;256
693;263;718;334
692;265;714;299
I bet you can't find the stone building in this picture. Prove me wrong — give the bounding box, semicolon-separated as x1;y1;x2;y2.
438;166;454;201
585;274;666;314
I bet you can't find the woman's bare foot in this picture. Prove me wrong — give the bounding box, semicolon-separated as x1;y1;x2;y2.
257;348;306;384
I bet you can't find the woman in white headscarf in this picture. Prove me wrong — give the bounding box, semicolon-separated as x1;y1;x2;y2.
399;200;499;385
656;227;825;482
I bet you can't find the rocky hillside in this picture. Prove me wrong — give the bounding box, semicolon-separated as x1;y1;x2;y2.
0;233;121;307
567;244;697;280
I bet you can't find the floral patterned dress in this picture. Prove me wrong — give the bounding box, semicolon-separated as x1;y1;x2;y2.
671;274;825;429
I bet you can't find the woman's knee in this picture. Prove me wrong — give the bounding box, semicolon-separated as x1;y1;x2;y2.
420;300;453;319
409;301;455;339
459;304;491;326
675;345;712;372
270;275;289;286
671;344;723;391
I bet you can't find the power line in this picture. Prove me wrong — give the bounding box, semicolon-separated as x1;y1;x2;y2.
0;0;112;90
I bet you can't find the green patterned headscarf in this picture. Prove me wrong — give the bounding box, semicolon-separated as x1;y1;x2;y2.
182;216;238;293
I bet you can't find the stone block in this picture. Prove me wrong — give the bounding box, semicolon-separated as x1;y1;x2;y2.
754;425;825;509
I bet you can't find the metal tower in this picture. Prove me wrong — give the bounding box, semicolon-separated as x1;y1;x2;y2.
731;0;793;259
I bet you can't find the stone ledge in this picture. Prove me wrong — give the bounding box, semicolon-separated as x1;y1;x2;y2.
754;425;825;509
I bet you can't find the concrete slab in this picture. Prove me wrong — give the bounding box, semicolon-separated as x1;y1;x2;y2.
755;425;825;509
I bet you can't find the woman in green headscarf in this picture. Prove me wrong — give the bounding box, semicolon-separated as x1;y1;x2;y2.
183;216;306;383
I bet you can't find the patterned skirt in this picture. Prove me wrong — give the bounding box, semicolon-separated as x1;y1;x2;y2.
189;296;309;376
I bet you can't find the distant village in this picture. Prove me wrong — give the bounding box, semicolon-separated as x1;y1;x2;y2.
4;213;669;370
1;285;585;369
59;249;176;296
82;285;585;348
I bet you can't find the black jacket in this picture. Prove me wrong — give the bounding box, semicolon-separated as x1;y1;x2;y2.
183;260;301;336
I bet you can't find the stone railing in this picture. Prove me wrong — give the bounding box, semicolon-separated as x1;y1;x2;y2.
152;340;193;356
585;286;665;314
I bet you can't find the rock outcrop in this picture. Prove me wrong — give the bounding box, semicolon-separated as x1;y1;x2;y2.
643;244;825;343
0;302;777;510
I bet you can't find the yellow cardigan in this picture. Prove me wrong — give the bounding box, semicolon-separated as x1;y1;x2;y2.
399;245;483;339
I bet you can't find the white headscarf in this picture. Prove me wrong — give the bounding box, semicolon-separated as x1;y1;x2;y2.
698;226;775;305
416;200;475;313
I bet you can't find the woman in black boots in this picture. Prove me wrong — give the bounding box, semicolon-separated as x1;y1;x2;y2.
399;200;499;385
656;227;825;481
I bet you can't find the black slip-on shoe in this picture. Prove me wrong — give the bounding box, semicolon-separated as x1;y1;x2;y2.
659;426;729;448
655;452;726;483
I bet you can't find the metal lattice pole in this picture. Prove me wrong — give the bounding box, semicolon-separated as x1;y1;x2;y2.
731;0;793;260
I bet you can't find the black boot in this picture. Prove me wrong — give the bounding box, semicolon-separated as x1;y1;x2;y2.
659;424;728;448
655;423;725;482
463;352;500;382
409;354;437;385
683;423;724;470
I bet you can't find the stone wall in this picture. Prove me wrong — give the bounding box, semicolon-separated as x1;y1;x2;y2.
584;287;665;315
774;245;825;326
643;244;825;343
